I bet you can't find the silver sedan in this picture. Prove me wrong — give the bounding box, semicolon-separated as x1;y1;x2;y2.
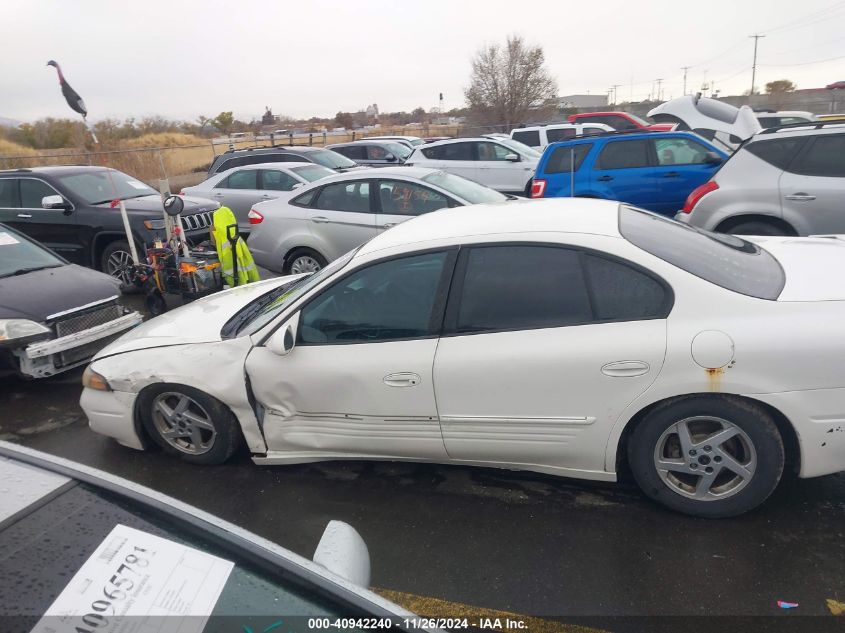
181;162;335;233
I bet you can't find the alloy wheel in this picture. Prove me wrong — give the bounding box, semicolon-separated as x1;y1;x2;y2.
106;249;134;285
653;416;757;501
151;392;217;455
290;255;322;274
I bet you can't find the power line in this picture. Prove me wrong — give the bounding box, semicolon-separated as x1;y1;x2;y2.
760;53;845;67
761;0;845;35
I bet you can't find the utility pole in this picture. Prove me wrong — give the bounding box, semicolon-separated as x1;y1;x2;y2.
749;34;765;97
681;66;690;95
655;78;663;102
610;84;621;105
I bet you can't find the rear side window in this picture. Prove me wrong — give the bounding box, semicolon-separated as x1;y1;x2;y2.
744;137;805;170
791;134;845;177
291;189;317;207
454;246;593;333
511;130;541;147
619;206;785;300
422;143;473;160
334;145;367;160
545;144;592;174
583;254;669;320
314;181;371;213
0;179;19;207
546;128;577;143
225;170;258;190
596;140;651;169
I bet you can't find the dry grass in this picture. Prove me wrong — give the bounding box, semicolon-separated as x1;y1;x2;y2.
0;125;463;184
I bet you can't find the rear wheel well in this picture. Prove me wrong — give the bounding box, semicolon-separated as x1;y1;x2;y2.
715;214;797;236
615;393;800;480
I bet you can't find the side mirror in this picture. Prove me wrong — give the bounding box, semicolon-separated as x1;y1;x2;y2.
291;182;305;190
163;195;184;217
312;521;371;587
42;195;70;210
704;152;724;165
384;153;397;162
504;153;520;162
266;313;298;356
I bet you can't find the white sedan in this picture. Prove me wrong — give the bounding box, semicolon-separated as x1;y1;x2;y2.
81;199;845;518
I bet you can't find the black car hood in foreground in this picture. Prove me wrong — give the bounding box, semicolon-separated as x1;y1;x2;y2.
92;194;216;215
0;264;120;321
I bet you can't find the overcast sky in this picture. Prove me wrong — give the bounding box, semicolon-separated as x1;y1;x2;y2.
3;0;844;123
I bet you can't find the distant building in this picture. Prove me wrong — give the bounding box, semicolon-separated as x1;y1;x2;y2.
555;94;608;109
365;103;379;119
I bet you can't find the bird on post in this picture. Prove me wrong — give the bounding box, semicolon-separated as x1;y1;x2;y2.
46;60;98;143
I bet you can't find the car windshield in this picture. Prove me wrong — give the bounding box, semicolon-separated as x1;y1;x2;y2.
497;137;542;158
0;229;65;277
55;169;158;204
382;142;412;159
619;205;785;300
228;248;359;337
422;171;508;204
291;164;336;182
305;149;357;170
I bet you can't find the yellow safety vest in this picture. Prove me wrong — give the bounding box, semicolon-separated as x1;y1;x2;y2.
211;207;260;286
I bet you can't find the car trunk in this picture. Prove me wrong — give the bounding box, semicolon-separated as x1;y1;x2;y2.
749;235;845;301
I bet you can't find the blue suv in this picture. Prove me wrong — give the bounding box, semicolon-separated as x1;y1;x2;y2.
531;131;728;215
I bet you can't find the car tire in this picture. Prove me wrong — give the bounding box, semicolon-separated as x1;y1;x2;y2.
283;248;327;275
725;220;789;236
138;384;242;465
100;240;139;292
627;395;784;518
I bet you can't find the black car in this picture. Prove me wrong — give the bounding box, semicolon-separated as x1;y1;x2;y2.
0;224;141;378
0;442;417;630
0;166;220;286
326;140;413;167
208;145;363;177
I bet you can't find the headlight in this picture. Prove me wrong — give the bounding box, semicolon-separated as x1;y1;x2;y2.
82;366;112;391
0;319;50;346
143;219;166;230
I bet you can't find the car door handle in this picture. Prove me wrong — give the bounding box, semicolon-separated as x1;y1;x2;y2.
597;175;613;182
381;222;398;228
601;361;650;377
16;213;32;218
311;216;331;223
212;192;224;197
785;193;816;201
260;194;272;198
661;172;680;178
383;372;421;387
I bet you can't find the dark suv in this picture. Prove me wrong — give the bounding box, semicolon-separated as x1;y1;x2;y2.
0;166;219;286
207;145;363;177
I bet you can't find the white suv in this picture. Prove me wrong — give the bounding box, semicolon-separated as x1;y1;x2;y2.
510;123;612;148
406;137;540;195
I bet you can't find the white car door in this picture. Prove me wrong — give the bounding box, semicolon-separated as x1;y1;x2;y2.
244;250;457;460
474;141;532;193
433;244;669;474
306;180;379;261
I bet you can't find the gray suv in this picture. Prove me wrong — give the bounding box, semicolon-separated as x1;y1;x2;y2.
677;121;845;235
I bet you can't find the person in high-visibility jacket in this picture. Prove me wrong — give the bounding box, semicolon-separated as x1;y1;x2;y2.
211;206;260;286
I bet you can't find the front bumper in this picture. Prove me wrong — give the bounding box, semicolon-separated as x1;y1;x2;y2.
80;387;143;450
17;312;142;378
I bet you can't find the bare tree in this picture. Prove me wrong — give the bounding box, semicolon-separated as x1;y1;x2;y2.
464;35;557;127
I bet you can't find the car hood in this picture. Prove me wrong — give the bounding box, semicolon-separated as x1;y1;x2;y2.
747;235;845;301
93;194;219;216
0;264;121;321
94;276;294;358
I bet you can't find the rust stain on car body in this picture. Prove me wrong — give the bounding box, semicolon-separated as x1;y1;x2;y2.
705;367;725;392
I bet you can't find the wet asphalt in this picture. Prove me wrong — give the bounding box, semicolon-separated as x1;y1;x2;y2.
1;288;845;628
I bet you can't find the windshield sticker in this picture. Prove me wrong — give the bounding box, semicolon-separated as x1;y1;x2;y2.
0;232;20;246
126;180;148;190
30;523;234;633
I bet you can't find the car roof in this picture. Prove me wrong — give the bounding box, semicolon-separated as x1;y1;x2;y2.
358;198;623;256
364;135;422;141
220;161;316;171
415;137;505;147
0;165;109;176
309;166;441;182
751;121;845;139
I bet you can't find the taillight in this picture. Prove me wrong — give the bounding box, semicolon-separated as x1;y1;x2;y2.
682;181;719;213
248;209;264;224
531;179;547;198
